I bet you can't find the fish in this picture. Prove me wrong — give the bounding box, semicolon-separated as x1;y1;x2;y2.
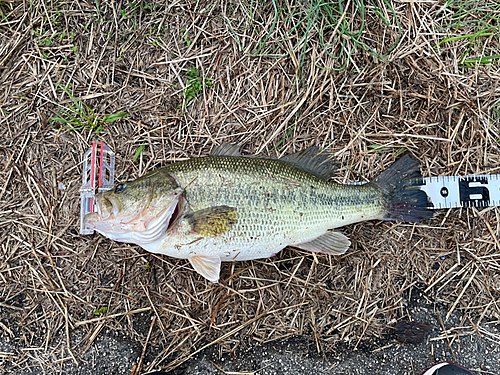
83;144;433;283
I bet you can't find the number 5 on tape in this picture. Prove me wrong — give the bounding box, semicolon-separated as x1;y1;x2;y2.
419;175;500;209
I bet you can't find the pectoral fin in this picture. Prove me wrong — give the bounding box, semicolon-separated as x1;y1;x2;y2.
189;255;221;283
185;206;237;236
295;231;351;255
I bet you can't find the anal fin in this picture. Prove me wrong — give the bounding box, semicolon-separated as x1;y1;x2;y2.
189;255;221;283
295;232;351;255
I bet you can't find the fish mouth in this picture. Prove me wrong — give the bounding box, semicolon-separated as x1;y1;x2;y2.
84;191;182;245
83;194;132;230
96;195;118;220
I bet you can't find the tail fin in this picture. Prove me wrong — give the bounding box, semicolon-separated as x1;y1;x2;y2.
372;154;433;222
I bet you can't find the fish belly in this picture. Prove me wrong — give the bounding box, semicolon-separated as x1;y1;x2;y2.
153;237;282;261
149;224;326;261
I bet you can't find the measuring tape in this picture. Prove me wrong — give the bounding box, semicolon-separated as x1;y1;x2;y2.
419;175;500;209
345;175;500;209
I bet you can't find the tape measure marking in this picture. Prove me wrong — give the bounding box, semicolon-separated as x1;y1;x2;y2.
419;175;500;209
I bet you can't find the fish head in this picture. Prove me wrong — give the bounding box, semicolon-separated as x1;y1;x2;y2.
83;168;183;244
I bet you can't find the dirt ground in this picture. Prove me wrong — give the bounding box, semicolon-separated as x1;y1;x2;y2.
0;0;499;374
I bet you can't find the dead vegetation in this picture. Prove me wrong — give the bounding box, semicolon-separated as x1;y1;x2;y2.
0;0;499;373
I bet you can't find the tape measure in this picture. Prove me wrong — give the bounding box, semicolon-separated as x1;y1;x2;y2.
346;175;500;209
419;175;500;209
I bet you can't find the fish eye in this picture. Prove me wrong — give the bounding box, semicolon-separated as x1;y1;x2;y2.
115;183;126;193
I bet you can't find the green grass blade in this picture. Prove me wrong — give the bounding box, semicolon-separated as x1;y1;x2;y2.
103;111;128;123
133;144;145;162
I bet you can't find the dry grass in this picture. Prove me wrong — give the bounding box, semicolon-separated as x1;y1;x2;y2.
0;0;499;373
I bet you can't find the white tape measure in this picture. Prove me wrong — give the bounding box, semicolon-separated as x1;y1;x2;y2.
419;175;500;209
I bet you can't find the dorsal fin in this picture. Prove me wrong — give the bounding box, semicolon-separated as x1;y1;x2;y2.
210;143;241;157
280;146;338;181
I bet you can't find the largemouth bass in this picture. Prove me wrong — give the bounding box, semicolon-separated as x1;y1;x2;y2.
84;144;432;282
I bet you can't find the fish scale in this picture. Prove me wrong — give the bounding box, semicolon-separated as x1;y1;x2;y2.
160;156;386;260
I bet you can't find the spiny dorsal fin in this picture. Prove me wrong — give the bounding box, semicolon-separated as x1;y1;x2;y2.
210;143;242;157
189;255;221;283
280;146;338;181
185;205;238;236
294;231;351;255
